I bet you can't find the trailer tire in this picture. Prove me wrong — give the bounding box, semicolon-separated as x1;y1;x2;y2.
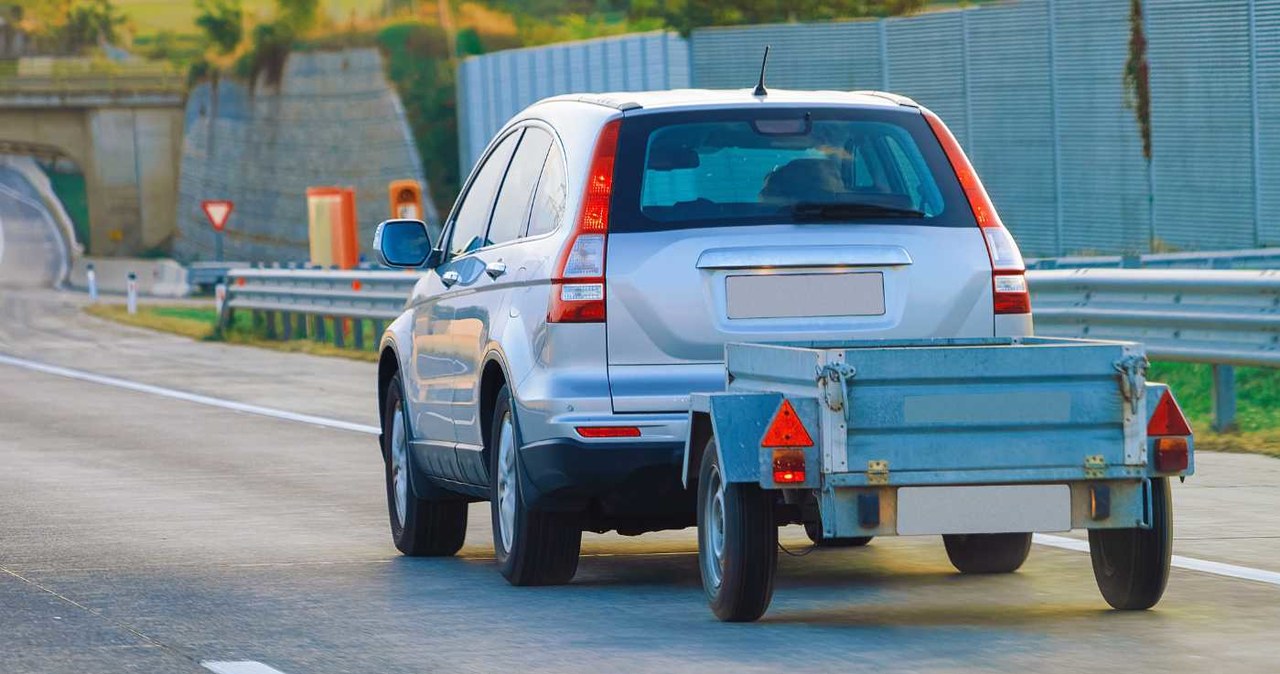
698;437;777;622
1088;477;1172;610
803;521;872;548
943;532;1032;574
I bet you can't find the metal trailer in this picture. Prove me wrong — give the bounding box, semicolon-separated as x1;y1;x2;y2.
682;337;1194;622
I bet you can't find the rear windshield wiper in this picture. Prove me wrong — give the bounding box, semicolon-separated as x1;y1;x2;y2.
791;202;926;220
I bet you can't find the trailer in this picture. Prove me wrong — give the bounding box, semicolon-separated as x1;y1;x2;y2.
682;337;1194;622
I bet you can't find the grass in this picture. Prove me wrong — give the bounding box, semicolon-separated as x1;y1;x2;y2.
85;304;379;362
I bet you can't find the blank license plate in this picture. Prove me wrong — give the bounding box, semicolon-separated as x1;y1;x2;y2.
896;485;1072;536
726;272;885;319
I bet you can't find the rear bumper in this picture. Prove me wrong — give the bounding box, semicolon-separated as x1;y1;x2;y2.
518;437;690;516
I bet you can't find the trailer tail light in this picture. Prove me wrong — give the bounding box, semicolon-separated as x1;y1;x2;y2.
772;449;807;484
1148;389;1192;472
549;119;620;323
576;425;641;438
922;109;1030;316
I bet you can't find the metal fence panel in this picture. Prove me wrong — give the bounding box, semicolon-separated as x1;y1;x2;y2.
1257;0;1280;244
456;31;688;171
1147;0;1256;250
885;11;970;148
690;20;884;90
966;1;1058;255
1052;0;1153;254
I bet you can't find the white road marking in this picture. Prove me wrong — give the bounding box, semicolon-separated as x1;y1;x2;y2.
202;661;290;674
0;352;379;436
1035;533;1280;587
3;352;1280;590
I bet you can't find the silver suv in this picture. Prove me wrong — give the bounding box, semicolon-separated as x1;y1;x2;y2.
372;89;1032;586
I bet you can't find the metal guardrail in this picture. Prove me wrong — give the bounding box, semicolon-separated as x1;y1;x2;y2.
1028;269;1280;367
219;268;419;350
1027;247;1280;271
220;266;1280;429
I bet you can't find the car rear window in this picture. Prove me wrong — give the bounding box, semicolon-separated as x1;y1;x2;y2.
611;107;977;232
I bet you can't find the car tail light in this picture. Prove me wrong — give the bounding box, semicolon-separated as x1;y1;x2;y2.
576;426;641;438
549;119;621;323
922;109;1031;316
1148;389;1192;473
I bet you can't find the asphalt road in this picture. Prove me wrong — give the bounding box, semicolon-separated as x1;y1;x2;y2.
0;165;65;289
2;288;1280;674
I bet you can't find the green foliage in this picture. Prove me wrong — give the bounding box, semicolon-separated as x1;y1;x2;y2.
630;0;928;33
376;20;459;216
276;0;320;31
55;0;128;53
195;0;244;54
1148;362;1280;435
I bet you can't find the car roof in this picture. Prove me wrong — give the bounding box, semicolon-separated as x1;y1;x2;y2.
536;88;918;112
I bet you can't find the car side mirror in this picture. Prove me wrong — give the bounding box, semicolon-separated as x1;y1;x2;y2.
374;219;436;268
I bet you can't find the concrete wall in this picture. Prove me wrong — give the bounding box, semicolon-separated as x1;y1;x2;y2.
175;48;431;263
0;105;183;256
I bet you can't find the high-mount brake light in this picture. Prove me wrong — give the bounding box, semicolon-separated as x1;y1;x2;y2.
549;119;621;323
1148;389;1192;472
922;109;1031;316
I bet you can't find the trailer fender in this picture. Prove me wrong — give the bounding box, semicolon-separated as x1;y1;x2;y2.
682;392;821;488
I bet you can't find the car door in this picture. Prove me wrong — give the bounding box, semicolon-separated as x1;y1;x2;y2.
450;126;556;484
407;130;520;483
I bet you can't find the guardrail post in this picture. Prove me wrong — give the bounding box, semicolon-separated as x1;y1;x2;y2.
1212;365;1238;433
282;312;293;340
333;318;345;348
314;315;326;342
353;319;365;350
264;311;277;340
295;313;307;339
372;320;383;343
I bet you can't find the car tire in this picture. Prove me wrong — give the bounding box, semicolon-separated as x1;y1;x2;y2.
943;532;1032;574
489;384;582;586
698;435;777;622
803;520;873;548
1088;477;1173;610
383;376;468;557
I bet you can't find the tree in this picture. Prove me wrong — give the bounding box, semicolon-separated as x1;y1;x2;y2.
195;0;243;55
276;0;320;32
59;0;126;53
631;0;928;34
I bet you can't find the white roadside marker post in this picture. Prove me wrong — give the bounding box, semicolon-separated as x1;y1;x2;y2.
126;271;138;315
86;262;98;302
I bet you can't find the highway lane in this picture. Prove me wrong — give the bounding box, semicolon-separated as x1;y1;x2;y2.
0;165;65;289
2;289;1280;673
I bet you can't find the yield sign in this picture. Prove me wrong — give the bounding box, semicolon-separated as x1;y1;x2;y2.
201;200;234;232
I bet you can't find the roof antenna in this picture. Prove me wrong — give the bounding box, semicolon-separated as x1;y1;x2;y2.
752;46;770;97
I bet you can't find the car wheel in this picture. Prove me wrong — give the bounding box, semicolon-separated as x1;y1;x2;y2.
489;384;582;586
803;520;873;548
943;532;1032;574
698;435;777;622
1089;477;1172;610
383;376;467;557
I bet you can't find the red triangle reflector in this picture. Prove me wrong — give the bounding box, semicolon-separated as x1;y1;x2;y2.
1148;390;1192;437
762;399;814;448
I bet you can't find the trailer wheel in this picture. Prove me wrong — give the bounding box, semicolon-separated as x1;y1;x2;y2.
803;521;872;548
1089;477;1172;610
943;533;1032;574
697;436;777;622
